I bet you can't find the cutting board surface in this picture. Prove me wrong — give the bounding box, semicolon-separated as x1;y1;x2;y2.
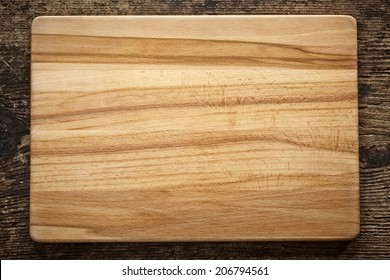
30;16;359;242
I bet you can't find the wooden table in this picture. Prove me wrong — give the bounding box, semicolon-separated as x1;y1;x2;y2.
1;0;389;259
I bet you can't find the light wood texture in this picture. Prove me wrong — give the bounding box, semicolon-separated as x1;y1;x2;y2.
30;16;359;242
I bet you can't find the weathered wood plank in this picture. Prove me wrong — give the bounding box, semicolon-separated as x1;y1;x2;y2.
0;0;389;259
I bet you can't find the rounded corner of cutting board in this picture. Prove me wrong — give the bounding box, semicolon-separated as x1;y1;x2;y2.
30;225;47;243
346;224;360;240
339;15;357;28
31;16;49;33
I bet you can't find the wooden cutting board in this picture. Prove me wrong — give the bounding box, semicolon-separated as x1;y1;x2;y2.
30;15;359;242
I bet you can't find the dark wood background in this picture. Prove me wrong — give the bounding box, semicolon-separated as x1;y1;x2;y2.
1;0;389;259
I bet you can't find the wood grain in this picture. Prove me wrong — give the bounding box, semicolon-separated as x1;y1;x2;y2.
29;16;359;242
31;189;358;242
1;0;389;260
